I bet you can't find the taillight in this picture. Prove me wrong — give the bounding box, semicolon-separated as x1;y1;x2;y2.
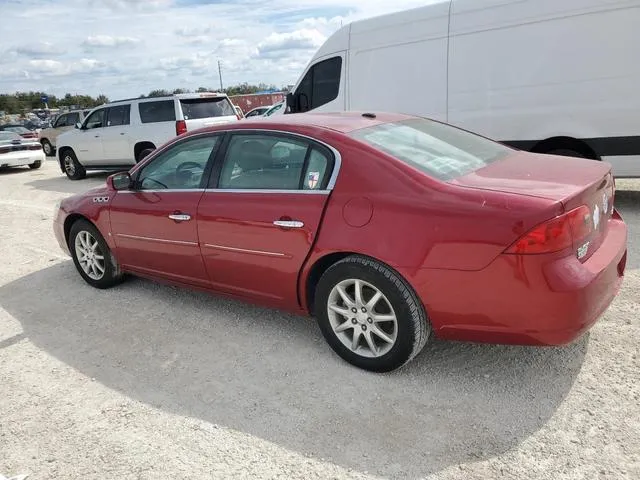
505;205;592;255
176;120;187;136
29;144;42;150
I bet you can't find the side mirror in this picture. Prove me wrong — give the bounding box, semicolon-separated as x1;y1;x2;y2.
108;172;132;191
75;122;82;129
286;92;296;114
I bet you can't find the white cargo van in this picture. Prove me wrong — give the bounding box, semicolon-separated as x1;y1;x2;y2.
285;0;640;177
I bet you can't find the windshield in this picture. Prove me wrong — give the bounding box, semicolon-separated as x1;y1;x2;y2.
349;118;513;181
180;97;235;119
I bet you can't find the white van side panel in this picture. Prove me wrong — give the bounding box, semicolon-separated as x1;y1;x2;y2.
448;0;640;144
347;2;451;120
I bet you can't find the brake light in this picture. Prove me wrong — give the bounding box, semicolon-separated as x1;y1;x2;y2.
176;120;187;136
28;144;42;150
505;205;592;255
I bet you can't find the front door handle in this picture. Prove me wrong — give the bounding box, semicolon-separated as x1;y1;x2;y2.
168;213;191;222
273;220;304;228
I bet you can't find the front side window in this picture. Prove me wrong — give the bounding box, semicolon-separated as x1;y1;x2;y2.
67;112;80;125
139;100;176;124
106;105;131;127
349;118;512;181
84;109;105;129
294;56;342;112
217;133;332;190
137;135;220;190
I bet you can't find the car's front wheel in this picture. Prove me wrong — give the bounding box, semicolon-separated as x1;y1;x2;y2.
315;255;430;372
62;149;86;180
69;219;124;289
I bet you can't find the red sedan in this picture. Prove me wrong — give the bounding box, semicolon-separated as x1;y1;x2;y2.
53;112;628;372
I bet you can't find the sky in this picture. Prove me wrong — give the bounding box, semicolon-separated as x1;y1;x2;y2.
0;0;431;100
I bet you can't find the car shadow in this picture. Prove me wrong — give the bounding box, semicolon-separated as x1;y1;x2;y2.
25;171;112;194
0;262;588;479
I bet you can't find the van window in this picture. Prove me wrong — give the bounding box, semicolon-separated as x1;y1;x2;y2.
179;97;235;119
350;118;512;181
294;56;342;112
139;100;176;123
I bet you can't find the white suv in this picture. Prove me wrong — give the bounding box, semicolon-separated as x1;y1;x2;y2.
56;92;239;180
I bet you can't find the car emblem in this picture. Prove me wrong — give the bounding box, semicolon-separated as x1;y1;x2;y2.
593;204;600;230
92;196;110;203
577;241;590;259
307;171;320;189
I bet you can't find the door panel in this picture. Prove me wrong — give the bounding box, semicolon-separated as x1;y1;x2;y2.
77;108;106;164
102;105;133;163
197;191;329;307
110;191;209;286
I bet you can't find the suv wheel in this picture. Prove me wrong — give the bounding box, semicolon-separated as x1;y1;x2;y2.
62;149;86;180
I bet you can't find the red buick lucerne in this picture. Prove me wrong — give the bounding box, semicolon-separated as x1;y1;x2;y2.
53;112;628;372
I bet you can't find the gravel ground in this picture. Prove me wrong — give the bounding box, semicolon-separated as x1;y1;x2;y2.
0;160;638;480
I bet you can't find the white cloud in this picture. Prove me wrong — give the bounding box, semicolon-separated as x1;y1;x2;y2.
83;35;140;48
257;29;326;56
0;0;434;98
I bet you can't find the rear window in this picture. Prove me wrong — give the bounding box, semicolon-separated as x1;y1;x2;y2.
139;100;176;124
349;118;512;181
179;97;235;119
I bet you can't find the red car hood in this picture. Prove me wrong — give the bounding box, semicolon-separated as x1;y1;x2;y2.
449;151;611;204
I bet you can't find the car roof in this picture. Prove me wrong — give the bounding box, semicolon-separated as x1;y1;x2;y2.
202;111;416;135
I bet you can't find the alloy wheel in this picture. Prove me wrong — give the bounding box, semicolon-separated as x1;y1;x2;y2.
74;231;106;280
327;279;398;358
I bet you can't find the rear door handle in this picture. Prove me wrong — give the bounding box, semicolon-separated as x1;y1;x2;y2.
168;213;191;222
273;220;304;228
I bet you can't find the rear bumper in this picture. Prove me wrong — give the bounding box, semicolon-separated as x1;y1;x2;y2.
0;152;44;168
403;212;627;345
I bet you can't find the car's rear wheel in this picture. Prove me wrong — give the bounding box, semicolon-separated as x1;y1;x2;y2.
315;255;430;372
41;139;54;157
28;160;42;169
62;149;86;180
69;219;123;289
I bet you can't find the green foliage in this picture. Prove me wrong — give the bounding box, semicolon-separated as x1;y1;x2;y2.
0;91;110;113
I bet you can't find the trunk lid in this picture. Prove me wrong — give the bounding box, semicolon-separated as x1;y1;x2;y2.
450;152;615;261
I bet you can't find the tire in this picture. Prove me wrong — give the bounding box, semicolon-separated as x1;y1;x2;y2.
546;148;587;159
41;139;54;157
315;255;430;372
69;219;124;289
61;149;86;180
28;160;42;169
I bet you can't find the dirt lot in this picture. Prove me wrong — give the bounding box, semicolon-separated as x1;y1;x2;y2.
0;159;638;480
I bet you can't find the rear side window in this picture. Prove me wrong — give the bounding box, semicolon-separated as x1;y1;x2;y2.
106;105;131;127
179;97;235;119
67;112;80;125
139;100;176;123
349;118;512;181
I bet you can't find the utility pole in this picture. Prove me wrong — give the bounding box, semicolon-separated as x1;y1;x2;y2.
218;60;224;92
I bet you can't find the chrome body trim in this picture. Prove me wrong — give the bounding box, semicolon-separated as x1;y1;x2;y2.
116;233;198;246
203;243;287;257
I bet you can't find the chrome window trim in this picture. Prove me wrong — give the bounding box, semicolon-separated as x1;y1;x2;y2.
116;233;198;246
204;189;329;195
128;128;343;191
203;243;288;258
117;189;205;194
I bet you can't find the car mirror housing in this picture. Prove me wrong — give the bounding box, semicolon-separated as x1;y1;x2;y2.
109;172;132;191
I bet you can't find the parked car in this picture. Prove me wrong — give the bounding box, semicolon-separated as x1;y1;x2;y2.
38;109;91;156
53;112;627;372
284;0;640;177
244;106;271;118
0;124;39;139
0;131;44;170
56;92;239;180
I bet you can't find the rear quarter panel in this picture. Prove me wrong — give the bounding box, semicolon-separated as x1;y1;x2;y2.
299;137;561;310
